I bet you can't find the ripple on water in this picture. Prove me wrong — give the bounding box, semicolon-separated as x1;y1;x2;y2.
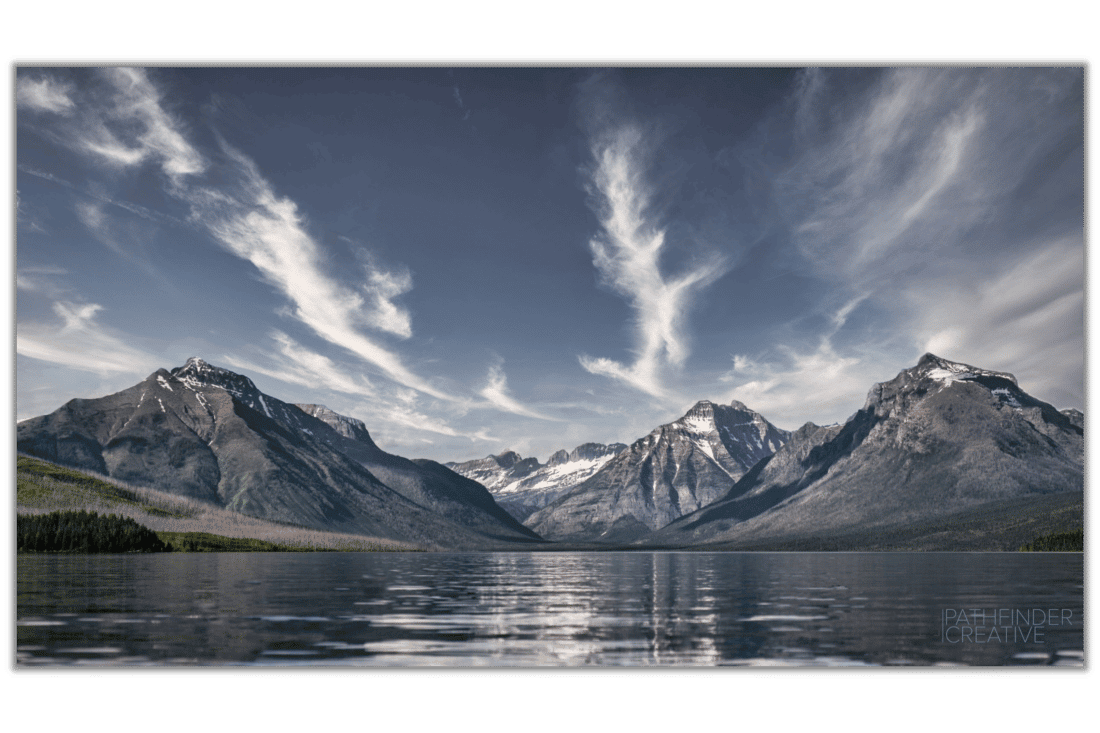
739;614;831;622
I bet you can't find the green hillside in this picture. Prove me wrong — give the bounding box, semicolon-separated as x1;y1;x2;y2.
16;454;418;552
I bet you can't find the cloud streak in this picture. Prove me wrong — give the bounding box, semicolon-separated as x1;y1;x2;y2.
786;69;989;282
478;361;558;420
905;234;1084;407
192;139;451;399
92;67;207;180
19;67;553;423
578;124;728;398
17;76;75;114
20;67;457;404
721;296;879;428
17;301;161;377
223;331;375;397
722;68;1085;418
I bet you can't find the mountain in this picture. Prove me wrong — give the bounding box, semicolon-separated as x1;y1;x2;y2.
16;358;542;549
446;442;628;521
526;400;791;542
648;354;1084;549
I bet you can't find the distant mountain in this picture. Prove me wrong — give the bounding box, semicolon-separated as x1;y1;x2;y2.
648;354;1084;549
526;400;790;542
17;358;542;549
447;442;628;521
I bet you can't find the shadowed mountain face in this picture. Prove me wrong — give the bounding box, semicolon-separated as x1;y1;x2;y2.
16;358;542;549
526;401;790;542
648;354;1084;548
446;443;628;522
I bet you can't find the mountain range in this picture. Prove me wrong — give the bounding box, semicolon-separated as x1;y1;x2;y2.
526;400;791;542
16;358;542;550
445;442;627;522
646;354;1084;549
16;354;1083;550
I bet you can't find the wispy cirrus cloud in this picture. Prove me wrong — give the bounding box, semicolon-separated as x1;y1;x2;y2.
15;188;44;233
720;295;880;428
478;360;559;421
91;67;207;180
20;67;452;403
354;248;414;339
17;164;74;188
785;68;988;282
15;266;68;295
23;67;552;423
578;123;729;399
17;301;161;377
222;331;375;397
721;68;1084;417
350;389;499;445
905;234;1084;407
191;139;451;399
17;76;75;114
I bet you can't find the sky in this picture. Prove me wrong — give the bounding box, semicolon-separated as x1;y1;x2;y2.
15;66;1085;463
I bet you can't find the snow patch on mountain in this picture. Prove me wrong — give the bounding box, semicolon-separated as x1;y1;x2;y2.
447;442;628;521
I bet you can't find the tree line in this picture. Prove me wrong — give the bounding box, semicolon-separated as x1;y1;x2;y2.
1019;528;1083;552
17;510;171;553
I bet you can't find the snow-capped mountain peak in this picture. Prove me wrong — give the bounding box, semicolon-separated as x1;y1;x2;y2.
864;353;1032;419
446;442;628;522
170;357;261;401
677;400;718;434
914;353;1018;386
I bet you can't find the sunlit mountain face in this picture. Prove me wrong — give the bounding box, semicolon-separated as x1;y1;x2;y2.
648;354;1083;550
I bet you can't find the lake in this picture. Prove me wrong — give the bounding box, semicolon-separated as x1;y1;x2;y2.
16;551;1084;667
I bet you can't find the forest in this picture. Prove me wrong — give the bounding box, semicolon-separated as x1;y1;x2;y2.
17;510;171;553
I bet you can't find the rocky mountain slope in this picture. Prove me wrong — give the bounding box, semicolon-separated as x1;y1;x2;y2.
446;443;628;521
526;400;790;542
648;354;1084;549
17;358;542;549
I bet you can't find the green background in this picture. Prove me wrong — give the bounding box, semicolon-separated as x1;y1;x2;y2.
4;1;1095;726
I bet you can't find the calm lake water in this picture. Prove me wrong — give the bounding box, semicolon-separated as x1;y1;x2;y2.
16;552;1084;667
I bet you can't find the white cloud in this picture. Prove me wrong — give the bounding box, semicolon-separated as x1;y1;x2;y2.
222;331;375;397
905;235;1084;407
15;187;46;234
578;124;729;399
79;119;149;169
349;389;499;445
356;250;414;339
744;68;1084;417
28;68;205;180
15;266;68;294
19;68;532;415
17;164;73;188
16;76;75;114
788;69;989;282
721;296;882;428
192;140;453;401
17;301;161;377
478;361;558;420
97;67;206;180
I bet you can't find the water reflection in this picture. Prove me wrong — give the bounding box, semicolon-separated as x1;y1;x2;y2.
17;552;1084;667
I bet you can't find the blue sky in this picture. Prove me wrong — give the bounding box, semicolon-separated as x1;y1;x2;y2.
15;67;1084;462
